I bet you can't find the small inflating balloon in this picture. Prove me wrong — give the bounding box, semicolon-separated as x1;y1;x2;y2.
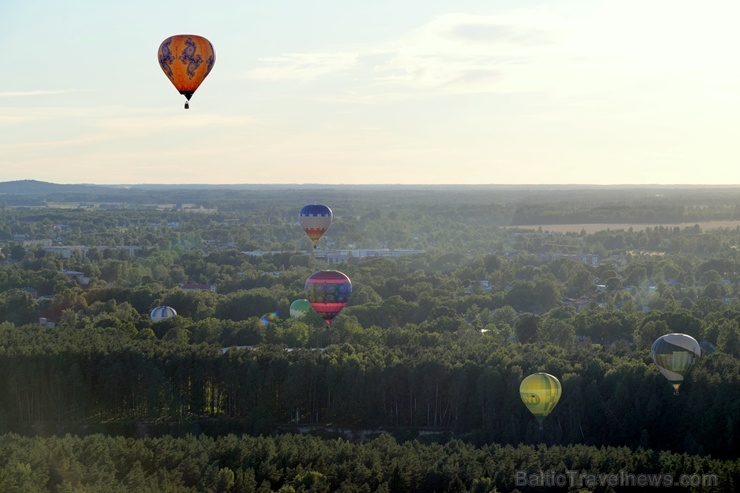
290;299;312;319
150;305;177;322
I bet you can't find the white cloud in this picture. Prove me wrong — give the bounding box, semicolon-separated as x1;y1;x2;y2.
97;113;256;134
0;106;257;155
246;53;358;81
0;90;75;98
443;22;556;46
244;4;740;104
244;10;566;99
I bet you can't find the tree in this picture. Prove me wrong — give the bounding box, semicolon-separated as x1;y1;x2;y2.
574;308;634;345
533;275;563;312
566;269;593;297
604;277;622;292
700;269;723;285
624;265;648;287
483;254;504;273
9;245;25;262
0;289;39;326
506;282;536;312
634;319;670;350
716;319;740;357
540;318;575;348
515;313;541;344
702;281;725;300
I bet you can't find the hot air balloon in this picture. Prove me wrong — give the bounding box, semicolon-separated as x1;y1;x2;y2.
158;34;216;109
520;372;562;429
150;305;177;322
260;311;279;328
290;299;312;319
651;333;701;395
299;205;332;249
305;270;351;326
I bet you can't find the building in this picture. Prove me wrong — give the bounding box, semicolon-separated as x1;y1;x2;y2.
180;282;217;293
60;270;91;286
45;246;88;258
324;248;423;265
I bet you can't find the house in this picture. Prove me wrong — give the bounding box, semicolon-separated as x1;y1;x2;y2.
605;254;628;269
180;282;217;293
20;287;38;299
324;248;423;265
60;270;91;286
563;297;593;310
44;245;89;258
23;239;52;248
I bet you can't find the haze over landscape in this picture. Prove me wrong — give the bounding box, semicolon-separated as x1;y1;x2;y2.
4;3;740;489
3;0;740;185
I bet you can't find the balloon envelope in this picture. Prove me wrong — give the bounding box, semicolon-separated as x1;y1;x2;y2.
150;305;177;322
651;333;701;394
304;270;351;326
520;372;562;428
290;299;312;319
299;205;332;248
158;34;215;106
260;311;279;328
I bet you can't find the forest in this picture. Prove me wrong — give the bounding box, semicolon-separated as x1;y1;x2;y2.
0;182;739;492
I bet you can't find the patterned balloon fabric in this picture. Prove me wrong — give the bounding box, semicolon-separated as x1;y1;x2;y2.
299;204;332;247
304;270;351;326
158;34;216;106
150;305;177;322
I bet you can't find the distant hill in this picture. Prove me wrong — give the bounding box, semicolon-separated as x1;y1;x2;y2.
0;180;112;195
1;180;740;225
0;180;367;194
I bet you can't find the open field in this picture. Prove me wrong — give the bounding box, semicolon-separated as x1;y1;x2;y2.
512;220;740;234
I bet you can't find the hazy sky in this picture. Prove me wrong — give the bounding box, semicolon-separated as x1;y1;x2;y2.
2;0;740;185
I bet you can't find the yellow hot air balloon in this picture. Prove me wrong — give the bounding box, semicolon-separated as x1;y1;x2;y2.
158;34;216;109
520;372;562;429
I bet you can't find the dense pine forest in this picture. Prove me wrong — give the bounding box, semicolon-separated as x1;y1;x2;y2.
0;182;739;491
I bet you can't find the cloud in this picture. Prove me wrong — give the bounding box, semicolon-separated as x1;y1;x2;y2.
243;4;740;106
0;105;119;123
97;113;256;134
445;22;556;45
0;90;75;98
0;135;111;151
428;12;562;48
0;107;257;154
246;53;358;81
244;11;564;100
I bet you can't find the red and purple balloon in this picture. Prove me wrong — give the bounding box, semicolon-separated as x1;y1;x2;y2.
304;270;351;326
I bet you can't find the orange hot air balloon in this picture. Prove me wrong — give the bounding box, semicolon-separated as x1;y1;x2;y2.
158;34;216;109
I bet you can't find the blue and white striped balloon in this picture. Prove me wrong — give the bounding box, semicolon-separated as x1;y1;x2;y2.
150;305;177;322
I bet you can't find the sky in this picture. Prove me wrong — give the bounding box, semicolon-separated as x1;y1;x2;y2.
2;0;740;185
